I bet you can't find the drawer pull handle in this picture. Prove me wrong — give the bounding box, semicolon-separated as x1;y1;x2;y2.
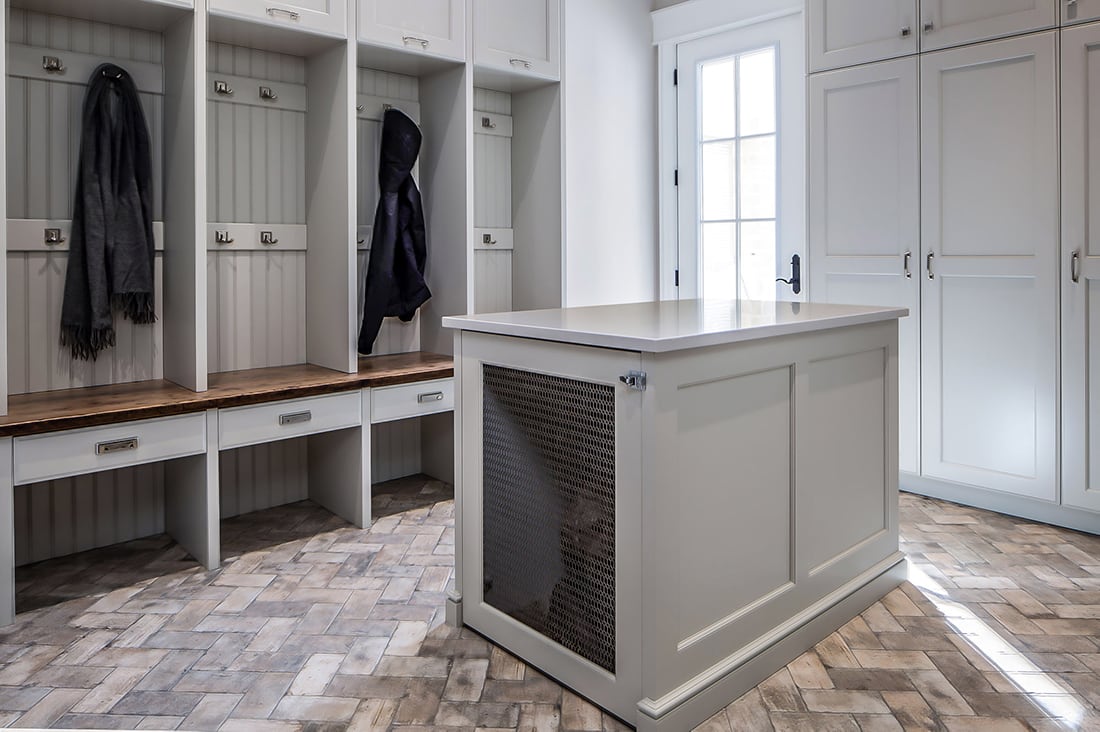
279;411;313;426
267;7;300;21
510;58;533;70
96;437;138;455
403;36;430;49
418;392;445;404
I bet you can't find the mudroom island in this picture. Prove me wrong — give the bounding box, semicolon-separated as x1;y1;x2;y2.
442;299;908;731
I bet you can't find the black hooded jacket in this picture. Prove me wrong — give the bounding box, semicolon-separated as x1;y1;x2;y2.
358;109;431;355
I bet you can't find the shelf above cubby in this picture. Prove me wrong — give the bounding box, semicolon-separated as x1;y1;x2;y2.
10;0;194;32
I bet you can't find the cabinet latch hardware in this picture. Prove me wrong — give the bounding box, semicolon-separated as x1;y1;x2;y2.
482;116;496;129
214;79;234;96
482;234;497;246
279;411;312;426
509;58;533;70
418;392;445;403
96;437;138;455
44;228;66;245
904;251;912;279
619;371;647;391
926;252;935;280
1072;249;1082;283
215;230;235;245
266;7;300;21
402;36;430;49
259;86;278;102
260;231;279;245
42;55;66;74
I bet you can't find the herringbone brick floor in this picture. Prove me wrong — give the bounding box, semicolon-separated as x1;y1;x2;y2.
1;476;1099;730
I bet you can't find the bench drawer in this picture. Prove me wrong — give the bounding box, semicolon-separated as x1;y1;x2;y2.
14;413;207;485
219;391;362;450
371;378;454;424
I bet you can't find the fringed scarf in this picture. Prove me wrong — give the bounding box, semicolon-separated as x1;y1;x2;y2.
60;63;157;360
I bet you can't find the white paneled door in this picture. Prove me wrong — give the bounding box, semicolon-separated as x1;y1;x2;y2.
358;0;465;61
807;0;917;72
1062;23;1100;512
473;0;560;78
920;33;1059;500
1064;0;1100;25
676;12;805;303
808;57;920;474
209;0;347;37
919;0;1058;51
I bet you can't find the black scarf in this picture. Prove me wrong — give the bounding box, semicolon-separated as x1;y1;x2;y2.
61;63;157;360
358;109;431;355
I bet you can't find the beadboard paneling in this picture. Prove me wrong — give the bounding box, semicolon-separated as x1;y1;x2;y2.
474;133;512;229
474;87;512;115
219;440;309;519
7;253;164;395
356;250;421;356
207;252;306;373
14;464;165;567
372;420;422;483
6;11;165;221
474;250;513;314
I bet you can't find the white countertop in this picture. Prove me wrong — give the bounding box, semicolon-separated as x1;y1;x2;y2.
442;300;908;353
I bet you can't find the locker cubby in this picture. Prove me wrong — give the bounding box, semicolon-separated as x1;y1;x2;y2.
471;76;562;315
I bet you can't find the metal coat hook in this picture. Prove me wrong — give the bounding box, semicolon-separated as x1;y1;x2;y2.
481;116;496;129
356;104;365;112
260;231;279;245
215;230;234;245
214;79;234;95
383;103;395;111
259;86;278;102
482;233;497;246
44;228;66;245
42;56;66;74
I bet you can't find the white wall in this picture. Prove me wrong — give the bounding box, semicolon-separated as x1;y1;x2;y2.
563;0;658;307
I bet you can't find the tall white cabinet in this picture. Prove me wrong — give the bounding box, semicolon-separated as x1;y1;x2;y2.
808;2;1100;532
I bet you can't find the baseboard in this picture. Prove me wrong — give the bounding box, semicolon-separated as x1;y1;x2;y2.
901;474;1100;536
635;554;907;732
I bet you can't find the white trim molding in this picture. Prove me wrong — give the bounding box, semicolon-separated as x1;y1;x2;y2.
652;0;804;46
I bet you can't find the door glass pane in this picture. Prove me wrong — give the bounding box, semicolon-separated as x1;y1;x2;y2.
739;48;776;136
696;45;779;301
701;58;736;141
740;135;776;220
702;223;738;301
702;140;736;221
740;221;776;301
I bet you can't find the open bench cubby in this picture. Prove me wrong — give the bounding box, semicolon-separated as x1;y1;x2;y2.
0;0;564;625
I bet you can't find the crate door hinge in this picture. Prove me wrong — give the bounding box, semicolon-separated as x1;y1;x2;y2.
619;371;647;391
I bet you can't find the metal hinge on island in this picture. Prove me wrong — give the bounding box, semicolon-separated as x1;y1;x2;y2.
619;371;647;391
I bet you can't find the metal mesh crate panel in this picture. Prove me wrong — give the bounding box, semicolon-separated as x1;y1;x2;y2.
482;364;616;673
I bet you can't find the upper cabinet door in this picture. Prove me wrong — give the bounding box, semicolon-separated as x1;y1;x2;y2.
1064;0;1100;24
919;0;1057;51
919;33;1059;501
808;58;921;475
209;0;348;38
808;0;917;72
1061;24;1100;512
358;0;465;61
473;0;560;79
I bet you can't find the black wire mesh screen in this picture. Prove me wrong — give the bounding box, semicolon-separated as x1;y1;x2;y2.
481;364;617;673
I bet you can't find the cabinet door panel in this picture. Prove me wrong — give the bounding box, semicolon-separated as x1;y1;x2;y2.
808;0;917;72
920;0;1057;51
210;0;347;38
920;34;1058;499
358;0;465;60
1061;24;1100;512
809;58;920;474
1064;0;1100;24
473;0;560;79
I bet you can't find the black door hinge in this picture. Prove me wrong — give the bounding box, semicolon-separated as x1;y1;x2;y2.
674;269;680;287
673;68;678;86
674;169;679;186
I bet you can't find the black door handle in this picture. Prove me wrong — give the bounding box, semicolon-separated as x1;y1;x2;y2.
776;254;802;295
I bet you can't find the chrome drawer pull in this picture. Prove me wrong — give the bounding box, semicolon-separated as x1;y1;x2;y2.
267;7;301;21
510;58;533;70
279;411;312;426
403;36;430;49
96;437;138;455
418;392;445;404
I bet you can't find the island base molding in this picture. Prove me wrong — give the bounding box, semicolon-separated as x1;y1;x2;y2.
901;474;1100;536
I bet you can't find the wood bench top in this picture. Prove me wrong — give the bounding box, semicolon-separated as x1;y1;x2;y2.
0;352;454;438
